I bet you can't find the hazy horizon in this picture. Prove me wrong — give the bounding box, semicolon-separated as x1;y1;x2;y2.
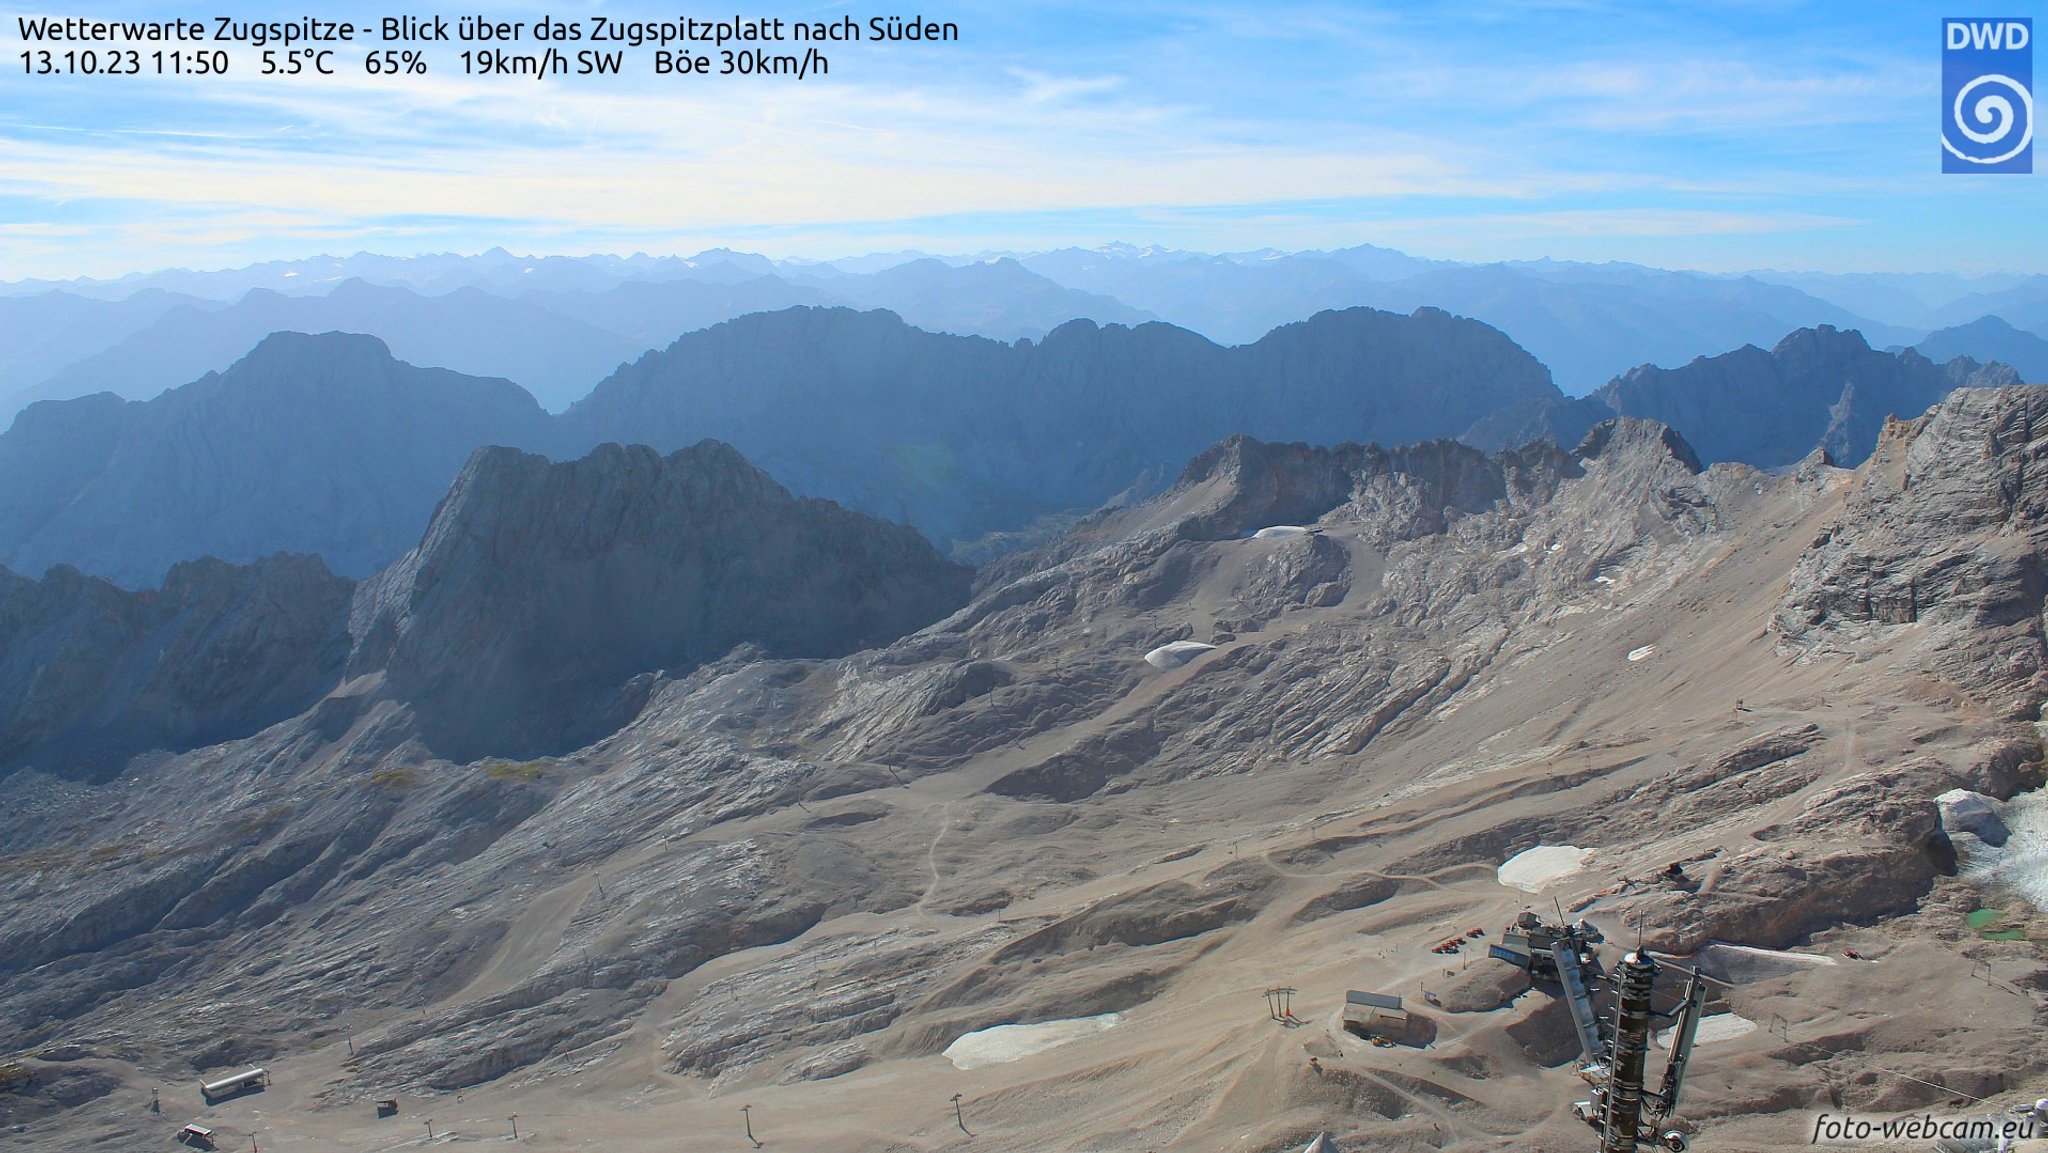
5;240;2042;296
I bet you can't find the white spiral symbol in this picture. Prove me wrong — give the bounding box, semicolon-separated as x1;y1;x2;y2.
1944;73;2034;165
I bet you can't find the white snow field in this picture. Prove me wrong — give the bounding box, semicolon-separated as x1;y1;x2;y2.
1496;845;1592;892
942;1013;1123;1070
1144;640;1217;669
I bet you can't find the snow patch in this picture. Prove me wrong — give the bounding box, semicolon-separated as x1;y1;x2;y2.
942;1013;1121;1070
1144;641;1217;669
1497;845;1592;892
1627;645;1656;662
1657;1013;1757;1047
1694;941;1837;983
1254;525;1311;539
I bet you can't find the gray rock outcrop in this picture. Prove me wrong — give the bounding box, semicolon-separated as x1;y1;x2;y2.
348;441;974;761
1775;386;2048;712
0;554;352;779
1938;789;2010;846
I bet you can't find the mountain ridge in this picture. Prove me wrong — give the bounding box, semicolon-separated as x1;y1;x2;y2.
16;245;2045;424
0;305;1566;588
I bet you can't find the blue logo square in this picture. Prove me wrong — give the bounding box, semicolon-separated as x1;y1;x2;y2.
1943;17;2033;173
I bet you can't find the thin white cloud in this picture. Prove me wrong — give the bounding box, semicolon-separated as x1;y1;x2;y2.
1005;68;1125;105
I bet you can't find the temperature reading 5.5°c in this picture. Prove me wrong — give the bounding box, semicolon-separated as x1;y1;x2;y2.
262;49;335;75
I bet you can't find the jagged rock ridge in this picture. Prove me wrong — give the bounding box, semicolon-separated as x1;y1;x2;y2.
1597;324;2016;467
1466;325;2019;469
0;555;352;779
1775;385;2048;709
348;440;974;762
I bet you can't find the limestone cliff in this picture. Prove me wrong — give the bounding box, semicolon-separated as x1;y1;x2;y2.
348;441;974;761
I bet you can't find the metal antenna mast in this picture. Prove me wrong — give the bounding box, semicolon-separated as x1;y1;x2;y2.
1575;951;1706;1152
1599;951;1659;1153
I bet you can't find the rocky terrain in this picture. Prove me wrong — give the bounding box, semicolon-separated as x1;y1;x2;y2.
2;389;2045;1152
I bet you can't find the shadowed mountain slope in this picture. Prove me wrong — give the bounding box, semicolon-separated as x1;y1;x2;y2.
1595;325;2015;467
347;441;973;762
0;555;353;780
563;304;1561;548
1465;325;2020;468
0;332;556;587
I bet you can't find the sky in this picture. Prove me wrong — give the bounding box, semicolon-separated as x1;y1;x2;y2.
0;1;2041;279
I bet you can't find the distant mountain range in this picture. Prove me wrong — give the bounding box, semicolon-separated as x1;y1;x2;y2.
1010;248;1920;391
0;331;554;588
20;280;644;413
0;307;1559;586
0;302;2024;592
1909;316;2048;383
1467;326;2015;468
4;245;2041;422
560;304;1555;547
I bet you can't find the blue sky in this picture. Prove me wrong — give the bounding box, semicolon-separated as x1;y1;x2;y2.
0;1;2040;278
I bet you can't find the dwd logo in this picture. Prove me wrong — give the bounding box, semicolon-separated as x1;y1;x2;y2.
1943;17;2032;173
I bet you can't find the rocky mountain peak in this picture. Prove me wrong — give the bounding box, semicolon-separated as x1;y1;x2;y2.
1766;321;1872;359
348;440;974;762
1573;415;1703;474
